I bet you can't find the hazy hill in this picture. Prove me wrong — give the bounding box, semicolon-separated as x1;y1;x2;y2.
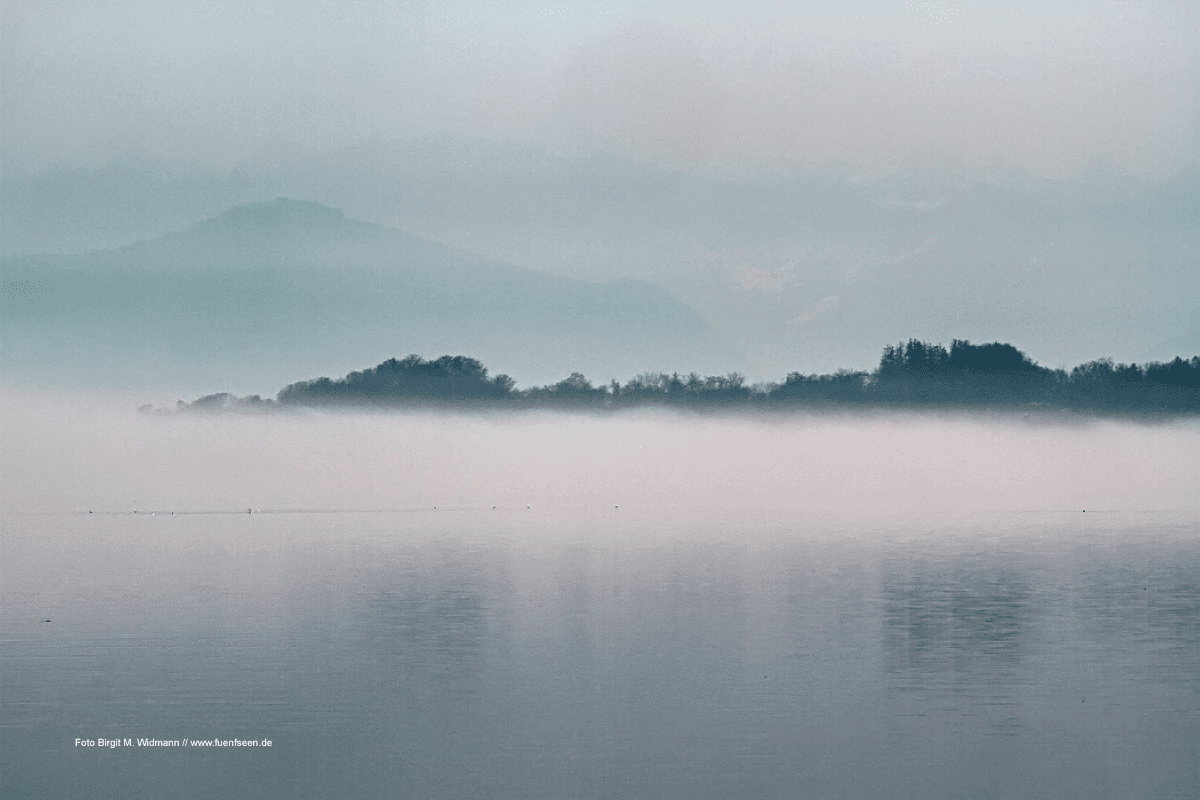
3;137;1197;375
1;199;735;394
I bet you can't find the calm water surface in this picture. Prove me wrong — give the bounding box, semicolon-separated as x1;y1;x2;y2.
3;507;1198;799
3;404;1198;797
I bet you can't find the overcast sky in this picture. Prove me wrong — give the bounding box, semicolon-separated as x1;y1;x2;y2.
4;0;1197;179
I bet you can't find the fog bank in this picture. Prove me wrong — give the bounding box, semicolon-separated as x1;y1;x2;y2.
4;392;1196;520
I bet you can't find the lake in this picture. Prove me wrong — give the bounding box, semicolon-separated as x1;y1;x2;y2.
2;399;1198;798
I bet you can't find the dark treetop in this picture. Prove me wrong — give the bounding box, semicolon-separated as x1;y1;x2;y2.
157;340;1200;415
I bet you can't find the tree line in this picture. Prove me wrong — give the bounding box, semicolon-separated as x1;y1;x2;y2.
158;340;1200;415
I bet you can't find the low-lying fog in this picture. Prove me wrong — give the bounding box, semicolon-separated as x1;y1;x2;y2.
4;392;1197;519
5;390;1198;799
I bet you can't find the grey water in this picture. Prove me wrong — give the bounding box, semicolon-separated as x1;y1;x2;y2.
2;401;1198;798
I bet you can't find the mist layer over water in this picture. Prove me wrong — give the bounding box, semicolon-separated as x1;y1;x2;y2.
3;395;1198;798
3;394;1197;517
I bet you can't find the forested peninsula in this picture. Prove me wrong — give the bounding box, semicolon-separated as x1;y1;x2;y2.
153;340;1200;416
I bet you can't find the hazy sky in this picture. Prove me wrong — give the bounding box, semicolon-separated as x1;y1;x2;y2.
4;0;1197;178
3;1;1198;390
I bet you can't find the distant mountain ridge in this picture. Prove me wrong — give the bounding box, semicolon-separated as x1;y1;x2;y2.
43;198;436;271
1;200;736;393
3;138;1197;373
195;197;349;232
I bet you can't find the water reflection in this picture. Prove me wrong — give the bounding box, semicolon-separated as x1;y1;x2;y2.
884;568;1034;674
1072;548;1200;687
881;561;1040;737
361;585;487;681
5;511;1199;799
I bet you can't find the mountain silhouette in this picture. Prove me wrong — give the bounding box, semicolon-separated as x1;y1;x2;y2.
5;144;1197;373
1;199;735;391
